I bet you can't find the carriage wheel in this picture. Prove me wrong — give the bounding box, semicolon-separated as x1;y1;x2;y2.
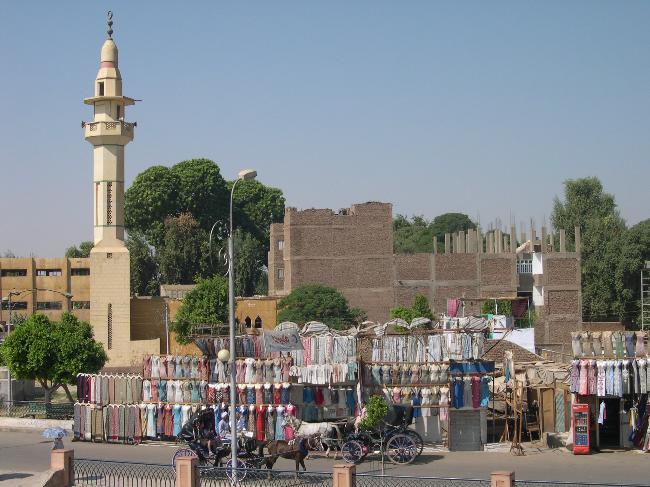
385;434;418;465
341;440;364;464
405;430;424;457
226;458;248;482
172;448;199;472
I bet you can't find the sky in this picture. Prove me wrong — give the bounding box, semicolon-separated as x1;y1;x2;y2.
1;1;648;256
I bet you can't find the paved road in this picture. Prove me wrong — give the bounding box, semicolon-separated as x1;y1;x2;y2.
0;431;649;485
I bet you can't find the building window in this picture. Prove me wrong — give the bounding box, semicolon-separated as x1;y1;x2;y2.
1;301;27;310
36;269;62;277
244;316;252;328
116;105;121;120
98;81;104;96
71;268;90;276
107;304;112;350
255;316;262;328
36;301;62;310
106;253;112;259
278;268;284;279
106;182;113;225
0;269;27;277
72;301;91;310
278;240;284;250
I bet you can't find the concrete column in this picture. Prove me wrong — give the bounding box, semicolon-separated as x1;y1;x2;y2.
333;464;356;487
541;226;547;252
175;456;198;487
487;232;494;254
444;233;450;254
510;225;517;253
559;229;566;253
51;449;74;487
458;231;466;253
503;235;509;253
491;471;515;487
477;228;483;254
575;226;581;253
433;236;438;254
549;232;554;251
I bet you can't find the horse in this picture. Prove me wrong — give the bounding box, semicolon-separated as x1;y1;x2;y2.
288;416;351;458
263;437;312;477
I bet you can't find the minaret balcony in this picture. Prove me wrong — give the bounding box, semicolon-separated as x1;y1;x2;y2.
83;120;135;146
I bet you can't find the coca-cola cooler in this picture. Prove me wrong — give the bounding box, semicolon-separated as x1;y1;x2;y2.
572;403;590;455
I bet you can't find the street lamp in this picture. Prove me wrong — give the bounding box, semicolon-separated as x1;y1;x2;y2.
228;168;257;478
1;288;73;403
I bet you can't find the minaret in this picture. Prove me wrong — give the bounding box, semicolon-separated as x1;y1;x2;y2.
83;12;134;364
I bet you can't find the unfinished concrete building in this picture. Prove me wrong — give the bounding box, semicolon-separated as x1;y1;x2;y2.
268;201;582;356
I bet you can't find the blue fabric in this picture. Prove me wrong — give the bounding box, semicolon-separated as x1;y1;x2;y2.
449;361;495;374
158;380;167;402
172;405;182;436
411;392;421;418
303;387;315;404
345;389;355;411
453;379;464;409
480;377;490;407
281;385;290;405
246;386;255;405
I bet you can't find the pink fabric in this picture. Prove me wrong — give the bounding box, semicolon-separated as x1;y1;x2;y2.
579;360;589;395
447;299;460;317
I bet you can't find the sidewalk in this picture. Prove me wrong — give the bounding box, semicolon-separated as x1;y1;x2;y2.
0;417;73;434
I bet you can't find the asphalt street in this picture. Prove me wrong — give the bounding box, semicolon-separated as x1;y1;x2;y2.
0;431;649;485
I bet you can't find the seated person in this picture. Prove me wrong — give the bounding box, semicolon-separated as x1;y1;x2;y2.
236;412;247;433
217;412;230;438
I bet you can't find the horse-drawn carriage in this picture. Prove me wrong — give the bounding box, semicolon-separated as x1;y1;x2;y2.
340;405;423;465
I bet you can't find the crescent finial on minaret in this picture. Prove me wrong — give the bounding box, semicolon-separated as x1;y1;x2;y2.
107;11;114;39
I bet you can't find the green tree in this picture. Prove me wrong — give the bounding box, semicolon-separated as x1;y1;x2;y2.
629;219;650;263
393;213;475;253
158;214;213;285
0;313;106;403
125;166;181;247
65;241;94;258
233;228;265;297
170;158;229;231
231;179;285;254
390;294;434;322
552;177;642;322
276;285;365;330
481;299;513;316
171;276;229;343
126;232;159;296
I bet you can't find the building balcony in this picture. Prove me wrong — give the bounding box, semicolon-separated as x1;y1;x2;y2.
82;120;135;145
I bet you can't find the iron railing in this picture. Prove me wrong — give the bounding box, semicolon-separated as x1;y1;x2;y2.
199;466;332;486
74;458;176;486
0;400;74;419
356;473;490;487
516;481;650;487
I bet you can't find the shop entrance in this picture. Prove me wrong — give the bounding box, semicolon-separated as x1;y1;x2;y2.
598;398;620;448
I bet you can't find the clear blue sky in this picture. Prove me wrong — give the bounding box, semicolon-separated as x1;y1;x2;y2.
1;1;648;256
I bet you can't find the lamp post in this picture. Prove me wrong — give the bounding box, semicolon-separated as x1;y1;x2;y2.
227;169;257;479
1;288;74;403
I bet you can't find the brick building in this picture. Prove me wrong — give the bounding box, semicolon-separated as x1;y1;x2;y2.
268;201;582;355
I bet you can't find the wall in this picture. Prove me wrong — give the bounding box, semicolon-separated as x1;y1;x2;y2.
0;257;90;323
236;296;279;330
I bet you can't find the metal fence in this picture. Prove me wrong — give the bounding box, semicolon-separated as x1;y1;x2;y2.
74;458;176;486
0;400;74;419
356;473;489;487
516;482;650;487
199;467;332;486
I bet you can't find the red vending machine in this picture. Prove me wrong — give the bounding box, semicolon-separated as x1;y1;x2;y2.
572;403;590;455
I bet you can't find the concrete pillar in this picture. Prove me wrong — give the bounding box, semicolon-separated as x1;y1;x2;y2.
510;225;517;253
433;236;438;254
491;471;515;487
520;231;526;247
575;226;581;253
549;232;554;251
467;229;476;253
444;233;451;254
559;229;566;253
333;464;356;487
51;449;74;487
541;226;547;252
458;231;466;253
503;234;509;253
175;456;199;487
477;228;483;254
487;232;494;254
